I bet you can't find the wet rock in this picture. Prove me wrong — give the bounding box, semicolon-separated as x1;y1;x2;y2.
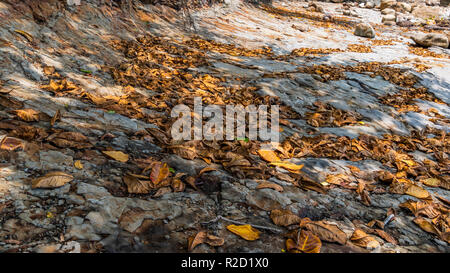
411;33;449;48
354;23;376;38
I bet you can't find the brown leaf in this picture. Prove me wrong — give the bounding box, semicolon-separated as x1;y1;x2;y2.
198;166;217;176
188;231;224;251
153;186;172;198
350;229;380;249
0;137;24;151
304;220;347;245
123;174;152;194
399;200;440;218
369;229;398;245
256;181;284;192
50;109;61;126
270;209;301;226
171;178;185;192
413;217;441;236
32;172;73;189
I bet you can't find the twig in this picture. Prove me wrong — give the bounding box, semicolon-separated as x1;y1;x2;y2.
201;215;284;233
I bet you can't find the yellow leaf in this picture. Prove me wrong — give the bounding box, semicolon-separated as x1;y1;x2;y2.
74;160;83;170
257;149;281;162
14;109;40;122
102;150;129;162
32;172;73;189
420;178;440;187
270;161;304;172
406;184;430;199
226;224;260;241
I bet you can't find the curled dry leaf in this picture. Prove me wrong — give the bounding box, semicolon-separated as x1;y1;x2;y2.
123;174;152;194
257;149;280;162
270;209;301;226
413;217;441;236
369;229;398;245
0;137;24;151
188;231;225;251
50;109;61;126
350;229;380;249
226;224;260;241
399;200;440;218
32;172;73;189
14;109;40;122
256;181;284;192
102;150;129;163
286;230;322;253
198;166;217;176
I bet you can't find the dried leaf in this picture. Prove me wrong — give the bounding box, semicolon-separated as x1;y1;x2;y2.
199;166;217;176
270;161;304;172
188;231;224;251
32;172;73;189
270;209;301;226
257;149;280;162
226;224;260;241
420;177;440;187
0;137;24;151
123;174;152;194
150;162;170;185
256;181;284;192
304;220;347;245
350;229;380;249
14;109;40;122
286;230;322;253
74;160;83;170
102;151;129;163
153;186;172;198
413;217;441;236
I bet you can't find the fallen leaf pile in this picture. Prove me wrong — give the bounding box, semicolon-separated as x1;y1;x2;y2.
408;45;450;59
305;101;363;127
400;200;450;243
